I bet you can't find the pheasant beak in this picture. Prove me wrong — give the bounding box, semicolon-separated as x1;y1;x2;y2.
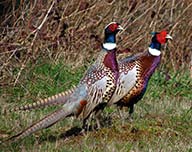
117;25;124;31
166;34;173;40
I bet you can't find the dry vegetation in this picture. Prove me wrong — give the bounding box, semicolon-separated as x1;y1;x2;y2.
0;0;192;86
0;0;192;151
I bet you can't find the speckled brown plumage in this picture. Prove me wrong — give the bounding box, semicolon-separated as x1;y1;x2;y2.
6;22;123;142
112;30;172;118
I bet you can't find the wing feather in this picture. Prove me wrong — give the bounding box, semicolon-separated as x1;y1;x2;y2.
82;75;108;119
108;65;138;105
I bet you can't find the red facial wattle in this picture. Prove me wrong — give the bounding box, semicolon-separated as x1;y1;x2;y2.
156;30;167;44
108;24;118;32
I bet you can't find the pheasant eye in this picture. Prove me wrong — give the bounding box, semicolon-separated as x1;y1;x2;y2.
109;24;118;32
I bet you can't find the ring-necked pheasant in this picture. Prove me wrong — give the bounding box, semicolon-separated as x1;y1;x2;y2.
6;22;123;141
108;30;172;120
12;30;172;123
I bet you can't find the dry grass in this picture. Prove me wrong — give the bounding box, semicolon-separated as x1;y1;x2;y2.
0;0;192;86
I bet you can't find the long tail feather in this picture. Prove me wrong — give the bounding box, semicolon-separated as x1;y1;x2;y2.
7;108;72;142
10;86;76;112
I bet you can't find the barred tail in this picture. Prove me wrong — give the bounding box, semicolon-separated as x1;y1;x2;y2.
10;86;76;112
7;108;72;142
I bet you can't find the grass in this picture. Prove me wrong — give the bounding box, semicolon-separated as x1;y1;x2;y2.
0;59;191;152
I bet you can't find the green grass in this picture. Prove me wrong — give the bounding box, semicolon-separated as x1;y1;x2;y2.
0;60;191;152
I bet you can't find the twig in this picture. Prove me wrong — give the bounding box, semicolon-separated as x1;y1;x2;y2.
14;0;56;85
38;1;55;31
31;0;56;46
170;0;175;22
175;2;192;22
128;0;158;27
190;55;192;78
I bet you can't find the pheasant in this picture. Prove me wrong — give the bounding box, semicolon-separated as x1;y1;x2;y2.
11;30;172;123
6;22;123;141
108;30;172;119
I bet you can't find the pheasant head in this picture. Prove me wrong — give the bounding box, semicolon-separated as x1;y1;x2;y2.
149;30;172;56
103;22;124;50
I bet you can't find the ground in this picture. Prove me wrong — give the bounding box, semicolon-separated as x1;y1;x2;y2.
0;62;191;151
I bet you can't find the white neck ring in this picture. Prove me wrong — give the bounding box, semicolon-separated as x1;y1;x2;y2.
103;43;116;50
148;47;161;56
